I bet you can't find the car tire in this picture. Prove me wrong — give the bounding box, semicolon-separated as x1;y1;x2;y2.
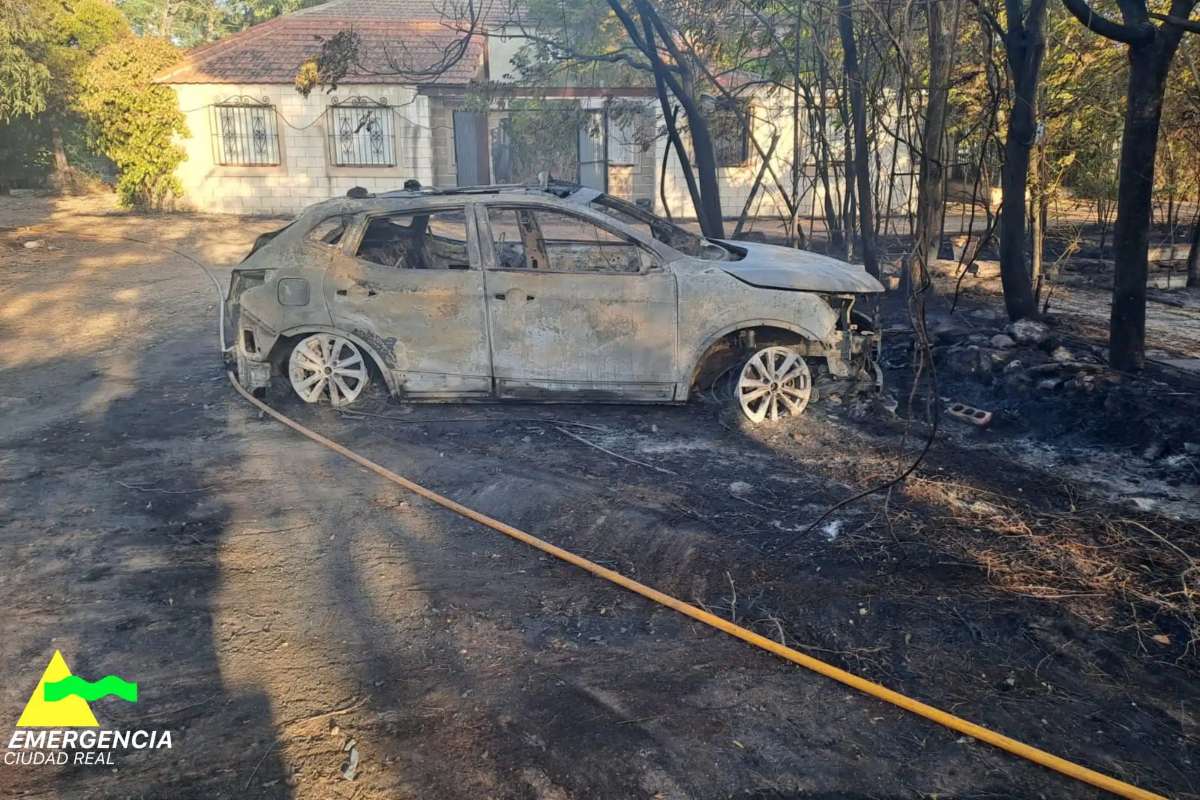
733;345;812;424
287;333;371;407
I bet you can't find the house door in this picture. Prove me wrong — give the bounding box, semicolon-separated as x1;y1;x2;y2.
326;206;492;397
453;111;490;186
478;204;677;401
578;109;607;191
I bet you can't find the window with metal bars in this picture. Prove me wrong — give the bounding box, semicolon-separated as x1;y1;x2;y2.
709;98;751;168
606;106;648;167
328;102;395;167
211;101;280;166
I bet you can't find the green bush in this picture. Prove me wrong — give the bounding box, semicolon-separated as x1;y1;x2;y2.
78;37;186;209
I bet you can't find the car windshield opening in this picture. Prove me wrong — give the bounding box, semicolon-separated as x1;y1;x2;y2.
586;195;737;261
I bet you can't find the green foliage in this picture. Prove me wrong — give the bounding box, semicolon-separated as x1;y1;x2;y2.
0;0;52;123
1039;9;1126;203
118;0;327;46
1;0;129;188
226;0;325;29
0;116;53;187
119;0;229;46
79;37;188;209
503;0;649;87
503;99;593;182
44;0;131;113
294;29;359;96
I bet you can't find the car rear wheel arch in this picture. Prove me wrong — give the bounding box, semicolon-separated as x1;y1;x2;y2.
271;326;396;396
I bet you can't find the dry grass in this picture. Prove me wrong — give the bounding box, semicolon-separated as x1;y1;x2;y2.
901;476;1200;656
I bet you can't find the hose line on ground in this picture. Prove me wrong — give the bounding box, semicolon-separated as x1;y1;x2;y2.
226;371;1165;800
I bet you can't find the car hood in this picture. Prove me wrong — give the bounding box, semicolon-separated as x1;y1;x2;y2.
715;241;885;294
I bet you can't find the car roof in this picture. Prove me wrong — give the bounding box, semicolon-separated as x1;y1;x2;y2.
300;182;600;218
287;182;683;262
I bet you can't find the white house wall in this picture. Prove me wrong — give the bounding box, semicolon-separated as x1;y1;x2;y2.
171;84;433;215
168;81;913;223
653;89;915;224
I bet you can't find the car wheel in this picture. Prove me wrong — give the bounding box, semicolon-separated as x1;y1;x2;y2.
288;333;371;407
735;345;812;424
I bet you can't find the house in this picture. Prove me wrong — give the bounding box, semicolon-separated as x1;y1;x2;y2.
156;0;914;222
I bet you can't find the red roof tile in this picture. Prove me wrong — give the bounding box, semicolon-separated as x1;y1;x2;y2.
156;0;507;85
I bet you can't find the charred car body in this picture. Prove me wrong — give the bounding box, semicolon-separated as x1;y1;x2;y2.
228;184;883;424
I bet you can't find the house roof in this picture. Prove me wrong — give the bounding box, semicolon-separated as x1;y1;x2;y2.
156;0;513;86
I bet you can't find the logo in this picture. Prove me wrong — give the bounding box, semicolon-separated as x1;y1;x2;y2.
7;651;170;767
17;650;136;728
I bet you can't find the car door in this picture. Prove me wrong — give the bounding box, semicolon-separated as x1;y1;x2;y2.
325;204;492;397
478;203;678;401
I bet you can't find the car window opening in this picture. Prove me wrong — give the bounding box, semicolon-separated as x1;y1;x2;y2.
309;215;347;246
357;209;471;270
487;207;642;273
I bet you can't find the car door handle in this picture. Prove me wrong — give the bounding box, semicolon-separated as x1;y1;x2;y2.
493;292;506;300
337;284;376;298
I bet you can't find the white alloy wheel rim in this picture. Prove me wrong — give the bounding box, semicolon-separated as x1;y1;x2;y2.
736;346;812;424
289;334;369;407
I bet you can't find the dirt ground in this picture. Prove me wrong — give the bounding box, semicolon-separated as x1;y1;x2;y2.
1;192;1198;800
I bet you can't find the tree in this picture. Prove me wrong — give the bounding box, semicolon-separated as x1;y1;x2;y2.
118;0;328;45
44;0;130;182
0;0;129;191
914;0;961;269
1188;214;1200;286
495;0;730;236
995;0;1049;321
837;0;880;278
78;37;187;209
606;0;726;237
0;0;51;126
1061;0;1200;370
0;0;53;194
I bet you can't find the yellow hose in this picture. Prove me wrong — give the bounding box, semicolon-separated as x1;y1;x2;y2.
227;372;1166;800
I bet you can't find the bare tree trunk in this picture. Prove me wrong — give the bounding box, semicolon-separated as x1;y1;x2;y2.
1186;212;1200;287
1060;0;1197;369
49;125;73;194
813;56;845;251
914;0;956;267
791;11;803;247
681;79;727;238
615;0;725;237
655;91;703;227
838;0;879;277
998;0;1046;320
734;133;779;238
1031;183;1045;299
51;126;69;173
1109;44;1172;370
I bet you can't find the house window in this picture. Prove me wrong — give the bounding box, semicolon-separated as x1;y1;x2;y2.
212;100;280;166
606;108;646;166
329;101;395;167
710;100;750;167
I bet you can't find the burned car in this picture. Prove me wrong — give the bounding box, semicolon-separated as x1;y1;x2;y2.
228;184;883;424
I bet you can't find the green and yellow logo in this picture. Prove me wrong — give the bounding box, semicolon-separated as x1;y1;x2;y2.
7;651;166;768
16;651;137;728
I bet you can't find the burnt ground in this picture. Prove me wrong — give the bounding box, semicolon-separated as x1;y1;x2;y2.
1;193;1198;800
